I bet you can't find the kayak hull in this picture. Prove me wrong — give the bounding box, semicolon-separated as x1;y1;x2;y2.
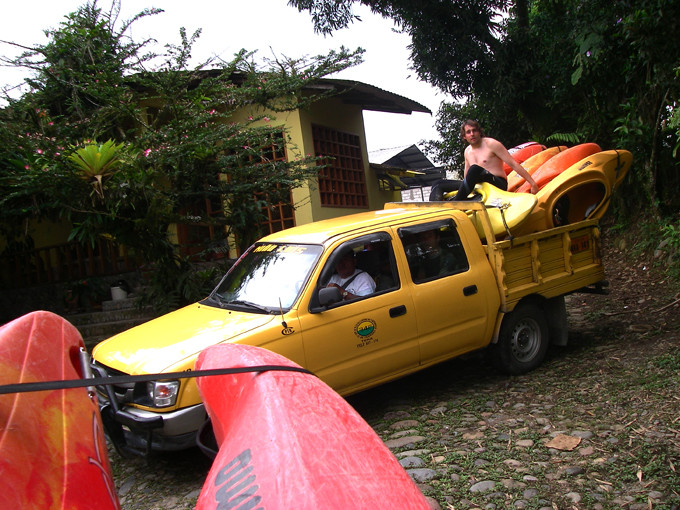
195;343;430;510
502;141;546;175
507;146;567;192
0;311;119;510
468;182;538;238
514;150;632;235
515;143;602;193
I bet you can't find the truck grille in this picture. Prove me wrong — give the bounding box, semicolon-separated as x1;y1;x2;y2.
90;361;143;405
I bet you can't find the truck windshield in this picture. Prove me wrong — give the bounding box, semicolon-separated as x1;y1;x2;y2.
209;243;323;313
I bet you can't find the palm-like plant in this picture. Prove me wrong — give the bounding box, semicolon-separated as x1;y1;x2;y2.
68;140;125;198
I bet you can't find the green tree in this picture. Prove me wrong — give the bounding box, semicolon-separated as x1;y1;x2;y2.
0;1;363;310
292;0;680;217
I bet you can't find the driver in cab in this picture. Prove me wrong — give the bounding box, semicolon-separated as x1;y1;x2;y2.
327;250;376;300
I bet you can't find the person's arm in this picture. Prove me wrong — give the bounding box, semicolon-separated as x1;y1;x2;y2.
491;139;539;194
463;148;471;178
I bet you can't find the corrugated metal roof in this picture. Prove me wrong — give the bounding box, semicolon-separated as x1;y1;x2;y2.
185;71;431;116
306;79;431;115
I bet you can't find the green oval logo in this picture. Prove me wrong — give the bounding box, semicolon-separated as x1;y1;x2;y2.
354;319;376;337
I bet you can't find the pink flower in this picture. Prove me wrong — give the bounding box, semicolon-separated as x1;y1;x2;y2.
36;149;43;154
144;149;152;157
24;165;30;170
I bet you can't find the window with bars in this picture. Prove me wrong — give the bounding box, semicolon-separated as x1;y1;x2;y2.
313;124;368;208
176;131;295;258
252;132;295;235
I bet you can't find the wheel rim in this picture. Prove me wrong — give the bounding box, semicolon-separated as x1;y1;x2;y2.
509;318;541;363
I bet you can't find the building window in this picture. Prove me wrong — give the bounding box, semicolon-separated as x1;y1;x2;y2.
252;132;295;236
177;195;226;260
177;132;296;258
312;124;368;208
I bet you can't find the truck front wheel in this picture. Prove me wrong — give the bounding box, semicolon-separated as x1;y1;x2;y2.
492;302;549;375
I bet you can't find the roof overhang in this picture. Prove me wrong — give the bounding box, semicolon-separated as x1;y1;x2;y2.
144;70;432;116
307;78;431;115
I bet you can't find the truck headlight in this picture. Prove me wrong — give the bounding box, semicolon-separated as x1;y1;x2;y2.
147;380;180;407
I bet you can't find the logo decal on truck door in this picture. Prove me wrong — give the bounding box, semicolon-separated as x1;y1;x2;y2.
354;319;376;338
354;319;379;348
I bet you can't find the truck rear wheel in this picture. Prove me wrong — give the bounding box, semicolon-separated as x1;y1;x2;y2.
492;302;549;375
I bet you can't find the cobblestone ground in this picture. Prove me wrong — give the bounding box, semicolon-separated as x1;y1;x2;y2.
111;232;680;509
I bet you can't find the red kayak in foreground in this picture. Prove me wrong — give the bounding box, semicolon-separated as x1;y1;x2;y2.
195;343;430;510
0;311;119;509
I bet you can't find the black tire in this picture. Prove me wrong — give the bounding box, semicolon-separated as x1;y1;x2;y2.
491;302;549;375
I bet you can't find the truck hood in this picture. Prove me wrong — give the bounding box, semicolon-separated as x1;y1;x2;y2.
91;302;276;374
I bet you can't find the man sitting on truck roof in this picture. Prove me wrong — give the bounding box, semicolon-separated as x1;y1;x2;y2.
327;250;376;300
452;119;539;200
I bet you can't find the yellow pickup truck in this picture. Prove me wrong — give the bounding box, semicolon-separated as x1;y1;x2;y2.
91;201;606;456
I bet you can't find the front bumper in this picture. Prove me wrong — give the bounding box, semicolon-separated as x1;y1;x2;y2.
91;362;207;457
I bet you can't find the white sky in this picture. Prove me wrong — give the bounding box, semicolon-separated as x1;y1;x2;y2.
0;0;450;158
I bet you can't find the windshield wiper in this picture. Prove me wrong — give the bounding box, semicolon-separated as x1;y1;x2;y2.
226;299;272;314
203;293;226;307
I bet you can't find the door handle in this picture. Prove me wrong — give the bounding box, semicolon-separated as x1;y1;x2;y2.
463;285;478;296
389;305;407;318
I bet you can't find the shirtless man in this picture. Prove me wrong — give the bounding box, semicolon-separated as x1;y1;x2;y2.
453;119;539;200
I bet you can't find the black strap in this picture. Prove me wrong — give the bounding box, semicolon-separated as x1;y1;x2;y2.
340;270;364;290
0;364;315;395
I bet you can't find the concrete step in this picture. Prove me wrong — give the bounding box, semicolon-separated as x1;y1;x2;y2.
65;297;157;349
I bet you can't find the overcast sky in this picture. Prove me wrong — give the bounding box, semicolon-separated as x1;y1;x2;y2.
1;0;450;159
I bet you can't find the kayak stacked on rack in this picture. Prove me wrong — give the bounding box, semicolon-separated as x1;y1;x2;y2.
507;142;632;235
441;141;632;238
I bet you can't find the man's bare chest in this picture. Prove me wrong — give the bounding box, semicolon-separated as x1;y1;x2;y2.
467;147;499;168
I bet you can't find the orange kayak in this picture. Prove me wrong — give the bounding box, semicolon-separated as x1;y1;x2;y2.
507;146;567;192
515;143;602;193
502;141;546;175
513;149;632;235
195;343;430;510
0;311;119;509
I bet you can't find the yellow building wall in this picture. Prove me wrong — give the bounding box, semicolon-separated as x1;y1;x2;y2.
1;219;73;252
232;97;398;228
288;97;398;224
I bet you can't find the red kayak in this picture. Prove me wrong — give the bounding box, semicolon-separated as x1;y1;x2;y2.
507;146;567;192
195;343;430;510
515;143;602;193
0;311;119;509
502;141;546;175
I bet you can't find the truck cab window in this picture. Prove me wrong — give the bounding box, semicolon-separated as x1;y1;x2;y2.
317;233;398;306
399;220;469;283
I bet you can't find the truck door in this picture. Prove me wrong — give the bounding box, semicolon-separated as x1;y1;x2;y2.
298;232;419;395
397;219;496;364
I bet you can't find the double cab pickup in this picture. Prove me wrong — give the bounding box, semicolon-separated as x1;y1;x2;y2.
91;201;606;456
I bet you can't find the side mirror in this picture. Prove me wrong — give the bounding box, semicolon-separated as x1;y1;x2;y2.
318;286;342;307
